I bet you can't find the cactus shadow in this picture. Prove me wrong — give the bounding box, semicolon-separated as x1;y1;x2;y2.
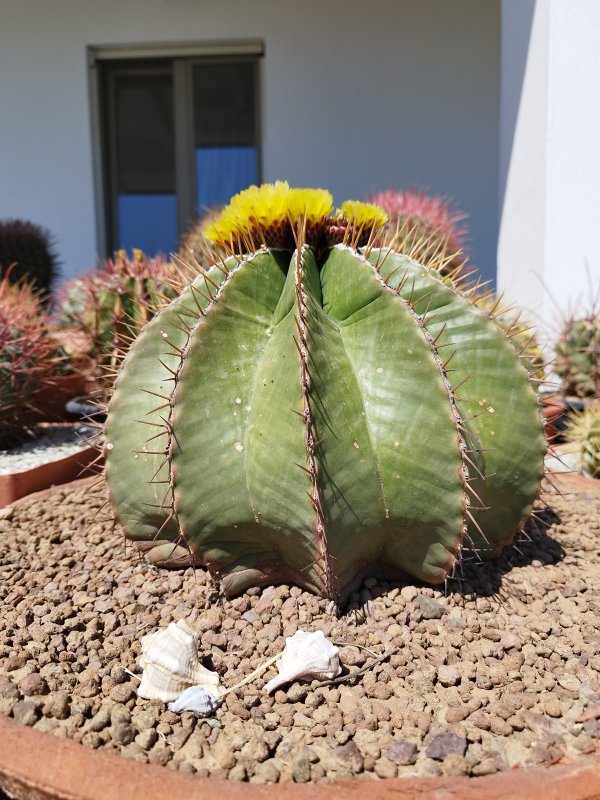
447;506;565;599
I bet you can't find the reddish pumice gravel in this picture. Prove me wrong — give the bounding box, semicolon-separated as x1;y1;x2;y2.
0;479;599;783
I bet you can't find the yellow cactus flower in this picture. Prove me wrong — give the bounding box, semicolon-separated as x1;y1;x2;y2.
288;188;334;226
202;182;333;250
340;200;388;230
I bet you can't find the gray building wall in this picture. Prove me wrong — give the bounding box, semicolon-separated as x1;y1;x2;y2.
0;0;500;281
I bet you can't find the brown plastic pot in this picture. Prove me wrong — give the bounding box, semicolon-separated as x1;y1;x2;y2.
0;715;599;800
0;443;99;508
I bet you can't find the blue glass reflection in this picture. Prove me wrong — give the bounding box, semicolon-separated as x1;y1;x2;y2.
117;194;177;255
196;146;258;212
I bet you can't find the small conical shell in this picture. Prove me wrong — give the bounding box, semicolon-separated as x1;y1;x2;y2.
168;685;222;717
265;629;341;694
137;620;221;702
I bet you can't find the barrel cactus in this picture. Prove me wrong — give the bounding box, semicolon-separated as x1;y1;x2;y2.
555;313;599;399
105;183;545;603
0;276;60;446
367;187;469;275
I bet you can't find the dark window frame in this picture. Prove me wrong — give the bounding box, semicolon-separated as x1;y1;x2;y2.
88;42;264;257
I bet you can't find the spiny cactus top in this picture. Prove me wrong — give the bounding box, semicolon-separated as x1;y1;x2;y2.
105;183;545;603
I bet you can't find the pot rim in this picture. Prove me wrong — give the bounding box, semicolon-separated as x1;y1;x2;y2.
0;715;599;800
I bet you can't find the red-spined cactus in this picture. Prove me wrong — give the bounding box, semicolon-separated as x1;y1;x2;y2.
0;276;60;446
104;183;545;603
368;187;469;274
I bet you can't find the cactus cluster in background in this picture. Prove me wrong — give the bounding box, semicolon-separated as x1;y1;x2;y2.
555;312;600;399
104;182;545;603
0;276;61;446
367;187;469;274
564;404;600;478
54;250;175;399
0;219;60;298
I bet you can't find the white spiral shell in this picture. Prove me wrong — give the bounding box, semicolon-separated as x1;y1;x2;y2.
265;629;341;694
167;685;223;717
137;620;222;702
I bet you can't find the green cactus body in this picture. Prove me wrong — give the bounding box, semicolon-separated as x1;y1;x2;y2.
564;404;600;478
555;317;600;399
105;233;545;601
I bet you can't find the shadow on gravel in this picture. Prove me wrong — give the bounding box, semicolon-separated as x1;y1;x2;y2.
446;505;565;600
348;506;566;615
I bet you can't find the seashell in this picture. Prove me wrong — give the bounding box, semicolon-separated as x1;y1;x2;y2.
137;620;221;702
265;629;341;694
167;685;223;717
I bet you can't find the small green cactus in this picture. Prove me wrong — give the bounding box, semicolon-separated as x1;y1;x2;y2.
564;404;600;478
104;183;545;603
555;314;600;399
0;276;60;446
54;250;175;398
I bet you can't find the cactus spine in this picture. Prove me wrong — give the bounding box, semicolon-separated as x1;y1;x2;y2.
104;184;545;602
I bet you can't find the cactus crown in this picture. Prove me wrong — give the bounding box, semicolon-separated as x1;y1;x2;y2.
201;182;388;254
105;184;545;604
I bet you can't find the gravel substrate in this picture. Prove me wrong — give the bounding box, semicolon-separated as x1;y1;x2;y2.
0;425;95;475
1;479;600;783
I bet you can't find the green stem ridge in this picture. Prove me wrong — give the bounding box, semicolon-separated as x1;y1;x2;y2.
294;245;335;598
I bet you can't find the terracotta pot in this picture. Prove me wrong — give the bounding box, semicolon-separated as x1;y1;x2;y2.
552;470;600;497
0;442;100;508
31;373;87;422
0;715;599;800
542;395;597;444
542;396;568;443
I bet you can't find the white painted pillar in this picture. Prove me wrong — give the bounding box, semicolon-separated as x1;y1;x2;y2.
498;0;600;337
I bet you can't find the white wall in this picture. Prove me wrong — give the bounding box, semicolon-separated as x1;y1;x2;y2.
0;0;500;281
498;0;600;333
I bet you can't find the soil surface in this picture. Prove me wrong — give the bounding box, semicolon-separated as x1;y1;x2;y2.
1;479;600;784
